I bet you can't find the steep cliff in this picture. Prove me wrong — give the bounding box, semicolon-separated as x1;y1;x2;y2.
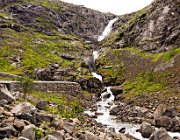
102;0;179;53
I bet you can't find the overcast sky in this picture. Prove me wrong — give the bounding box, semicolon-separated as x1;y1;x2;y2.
61;0;154;15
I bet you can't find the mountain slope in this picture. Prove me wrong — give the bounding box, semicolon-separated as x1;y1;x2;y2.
102;0;180;53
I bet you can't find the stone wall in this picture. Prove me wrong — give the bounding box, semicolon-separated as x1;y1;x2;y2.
0;81;82;96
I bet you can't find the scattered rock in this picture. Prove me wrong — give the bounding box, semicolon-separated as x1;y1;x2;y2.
140;122;155;138
150;128;173;140
14;119;26;130
18;136;30;140
153;104;167;119
109;105;120;115
44;135;58;140
36;101;49;110
21;124;36;140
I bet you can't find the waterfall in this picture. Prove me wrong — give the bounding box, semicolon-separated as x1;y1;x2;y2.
92;72;102;82
98;18;118;41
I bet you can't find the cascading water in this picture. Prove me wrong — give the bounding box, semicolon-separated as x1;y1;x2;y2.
85;18;180;140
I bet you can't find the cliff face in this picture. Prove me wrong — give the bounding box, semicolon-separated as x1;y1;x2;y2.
102;0;180;53
0;0;114;41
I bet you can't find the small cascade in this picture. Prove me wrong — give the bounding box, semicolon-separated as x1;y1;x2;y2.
92;72;102;82
98;18;118;41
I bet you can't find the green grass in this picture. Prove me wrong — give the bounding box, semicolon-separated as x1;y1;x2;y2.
31;91;84;119
123;72;166;98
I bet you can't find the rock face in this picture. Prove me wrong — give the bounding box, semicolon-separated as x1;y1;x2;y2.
104;0;180;53
1;0;114;41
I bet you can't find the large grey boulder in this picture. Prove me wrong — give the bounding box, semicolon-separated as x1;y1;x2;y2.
0;84;15;103
154;116;173;130
150;128;173;140
21;124;35;140
11;102;36;115
153;104;167;119
140;122;155;138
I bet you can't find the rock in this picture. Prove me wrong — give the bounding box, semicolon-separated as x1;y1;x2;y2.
0;125;16;139
44;135;58;140
140;122;155;138
153;104;167;119
18;136;30;140
163;107;177;118
16;113;37;124
11;102;36;115
63;122;75;134
0;84;15;103
150;128;173;140
21;124;35;140
111;86;123;97
154;116;173;130
14;119;26;130
100;92;111;99
0;99;8;105
35;112;54;123
118;127;125;133
36;101;49;110
0;107;4;114
3;111;13;117
109;105;121;115
50;131;63;140
79;131;100;140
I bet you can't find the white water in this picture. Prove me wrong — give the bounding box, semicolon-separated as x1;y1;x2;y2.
92;72;102;82
98;18;118;41
93;50;99;61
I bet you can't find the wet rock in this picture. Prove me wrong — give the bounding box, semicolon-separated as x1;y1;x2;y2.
63;122;75;134
21;124;35;140
11;102;36;115
100;92;111;99
118;127;125;133
109;105;120;115
111;86;123;97
154;116;173;130
140;122;155;138
0;84;15;103
150;128;173;140
0;125;16;139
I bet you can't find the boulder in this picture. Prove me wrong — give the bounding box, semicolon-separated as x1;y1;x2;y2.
16;113;37;124
0;99;8;105
21;124;35;140
150;128;173;140
110;105;121;115
79;131;100;140
36;101;49;110
11;102;36;115
154;116;173;130
35;112;54;123
153;104;167;119
0;84;15;103
140;122;155;138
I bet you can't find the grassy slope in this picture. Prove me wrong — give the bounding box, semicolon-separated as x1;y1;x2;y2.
0;0;91;78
